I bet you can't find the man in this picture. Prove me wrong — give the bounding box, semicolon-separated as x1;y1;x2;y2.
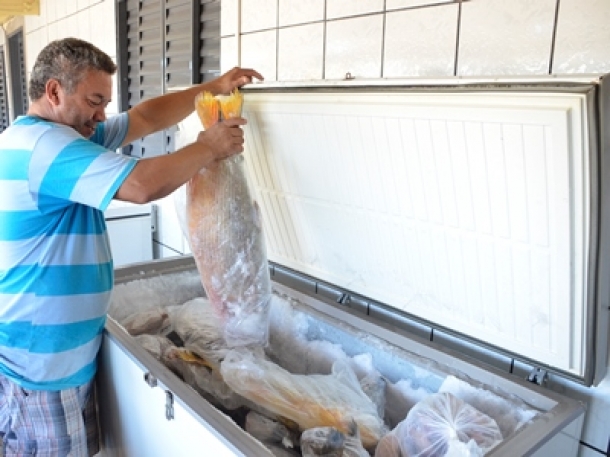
0;37;263;456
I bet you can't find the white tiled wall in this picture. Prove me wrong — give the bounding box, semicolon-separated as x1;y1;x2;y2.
4;0;610;454
220;0;610;79
21;0;119;116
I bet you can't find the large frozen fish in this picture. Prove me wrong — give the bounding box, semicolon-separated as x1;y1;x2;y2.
187;89;271;347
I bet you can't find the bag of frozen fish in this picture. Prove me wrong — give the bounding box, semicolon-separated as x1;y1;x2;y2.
220;348;389;452
182;88;272;348
375;392;503;457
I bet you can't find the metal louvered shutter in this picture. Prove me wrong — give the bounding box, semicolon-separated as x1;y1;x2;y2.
117;0;221;157
120;0;164;158
8;30;28;118
198;0;221;83
0;46;9;132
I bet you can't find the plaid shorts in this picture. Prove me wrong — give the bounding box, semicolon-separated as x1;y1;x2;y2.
0;374;99;457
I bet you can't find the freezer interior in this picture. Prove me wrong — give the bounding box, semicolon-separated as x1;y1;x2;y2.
100;257;584;457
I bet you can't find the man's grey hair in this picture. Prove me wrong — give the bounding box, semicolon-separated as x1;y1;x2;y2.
28;37;117;101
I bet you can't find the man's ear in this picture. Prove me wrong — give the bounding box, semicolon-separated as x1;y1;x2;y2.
46;79;62;106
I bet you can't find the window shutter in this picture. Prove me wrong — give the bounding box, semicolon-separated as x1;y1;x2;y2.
0;46;9;132
117;0;221;156
8;30;28;118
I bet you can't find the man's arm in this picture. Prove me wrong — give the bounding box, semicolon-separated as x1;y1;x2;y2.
121;67;263;146
115;117;246;204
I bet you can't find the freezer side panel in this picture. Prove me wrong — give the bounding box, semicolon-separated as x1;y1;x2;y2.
528;414;585;457
97;334;242;457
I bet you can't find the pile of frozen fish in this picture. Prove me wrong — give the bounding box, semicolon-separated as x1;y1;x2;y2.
110;281;540;457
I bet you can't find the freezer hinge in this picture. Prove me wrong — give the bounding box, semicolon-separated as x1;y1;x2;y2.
527;367;548;386
337;293;351;305
165;391;174;421
144;372;157;388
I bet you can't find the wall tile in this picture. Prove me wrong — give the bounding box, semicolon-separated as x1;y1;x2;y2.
45;0;58;23
47;21;59;42
24;11;43;31
54;0;67;23
278;23;324;81
220;0;237;37
279;0;325;27
76;7;92;44
241;0;277;33
221;36;238;73
384;5;458;78
77;0;90;13
553;0;610;74
57;16;79;40
66;0;78;16
326;0;384;19
325;14;383;80
24;28;46;75
90;1;116;57
387;0;454;9
240;30;277;81
458;0;556;76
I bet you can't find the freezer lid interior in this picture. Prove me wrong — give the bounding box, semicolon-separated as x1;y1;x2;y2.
185;76;610;386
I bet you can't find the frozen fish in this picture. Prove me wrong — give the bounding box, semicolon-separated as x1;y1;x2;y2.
187;89;271;347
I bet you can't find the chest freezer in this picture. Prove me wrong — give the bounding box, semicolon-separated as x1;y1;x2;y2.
97;76;610;456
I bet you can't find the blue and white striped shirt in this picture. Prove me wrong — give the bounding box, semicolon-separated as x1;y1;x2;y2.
0;114;137;390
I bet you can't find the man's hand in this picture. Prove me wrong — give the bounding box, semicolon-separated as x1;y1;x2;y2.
197;117;247;165
212;67;264;95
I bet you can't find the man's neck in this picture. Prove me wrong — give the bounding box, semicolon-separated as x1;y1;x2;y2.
27;102;54;122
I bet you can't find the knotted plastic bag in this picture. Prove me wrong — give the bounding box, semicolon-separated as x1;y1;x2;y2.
375;392;502;457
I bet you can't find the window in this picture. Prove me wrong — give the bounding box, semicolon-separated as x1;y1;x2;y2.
0;45;9;132
8;29;27;118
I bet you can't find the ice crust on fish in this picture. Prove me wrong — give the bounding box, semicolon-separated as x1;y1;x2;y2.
186;89;272;347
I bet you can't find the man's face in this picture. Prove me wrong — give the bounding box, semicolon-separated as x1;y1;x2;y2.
56;69;112;138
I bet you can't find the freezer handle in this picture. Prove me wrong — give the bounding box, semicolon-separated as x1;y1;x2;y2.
143;371;174;421
165;391;175;421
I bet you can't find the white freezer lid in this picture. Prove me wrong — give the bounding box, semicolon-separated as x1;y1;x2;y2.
213;76;610;386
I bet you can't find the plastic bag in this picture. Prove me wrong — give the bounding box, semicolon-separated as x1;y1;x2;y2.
184;89;272;347
376;392;502;457
171;297;232;365
219;348;388;449
438;375;539;439
120;309;170;336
